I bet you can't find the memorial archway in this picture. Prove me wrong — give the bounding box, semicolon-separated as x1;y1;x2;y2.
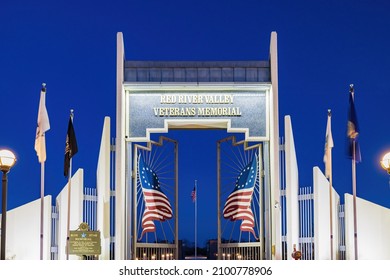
115;31;280;260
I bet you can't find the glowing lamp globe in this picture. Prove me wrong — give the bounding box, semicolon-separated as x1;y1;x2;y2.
0;149;16;173
381;152;390;174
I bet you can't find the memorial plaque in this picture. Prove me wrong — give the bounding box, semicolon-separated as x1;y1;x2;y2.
69;230;101;255
126;89;269;141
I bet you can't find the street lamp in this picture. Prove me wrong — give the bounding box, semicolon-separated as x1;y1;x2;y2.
0;149;16;260
380;152;390;175
380;151;390;190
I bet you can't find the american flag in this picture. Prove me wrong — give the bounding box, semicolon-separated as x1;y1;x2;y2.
138;156;173;240
223;157;258;239
191;186;196;202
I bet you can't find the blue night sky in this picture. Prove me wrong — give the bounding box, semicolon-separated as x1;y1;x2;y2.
1;0;390;246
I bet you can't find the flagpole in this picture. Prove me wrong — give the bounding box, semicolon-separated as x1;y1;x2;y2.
40;161;44;260
66;158;72;260
39;83;45;261
35;82;50;260
66;109;74;260
348;84;359;260
352;140;358;260
327;110;334;260
194;179;197;259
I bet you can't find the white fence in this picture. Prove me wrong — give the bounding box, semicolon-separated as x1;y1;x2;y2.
279;136;346;260
50;186;115;260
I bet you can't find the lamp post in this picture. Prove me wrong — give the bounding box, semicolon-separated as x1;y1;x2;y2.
0;149;16;260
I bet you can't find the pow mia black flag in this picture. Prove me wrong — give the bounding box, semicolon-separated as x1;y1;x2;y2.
64;115;78;177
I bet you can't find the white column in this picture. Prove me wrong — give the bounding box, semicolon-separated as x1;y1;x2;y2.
269;31;282;260
97;117;111;259
115;32;126;260
284;116;299;259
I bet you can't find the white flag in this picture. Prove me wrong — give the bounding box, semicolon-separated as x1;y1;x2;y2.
35;84;50;163
323;111;334;178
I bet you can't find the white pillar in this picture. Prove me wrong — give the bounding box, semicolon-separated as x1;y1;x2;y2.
115;32;126;260
284;116;300;259
97;117;111;259
269;31;282;260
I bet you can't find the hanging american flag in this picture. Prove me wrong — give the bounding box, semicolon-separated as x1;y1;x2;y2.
138;155;173;240
223;156;258;239
191;186;196;202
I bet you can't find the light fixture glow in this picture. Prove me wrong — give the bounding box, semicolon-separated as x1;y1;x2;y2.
381;152;390;174
0;149;16;172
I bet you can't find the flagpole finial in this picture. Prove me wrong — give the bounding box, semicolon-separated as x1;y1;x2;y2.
349;84;354;93
70;109;74;119
328;109;331;116
42;83;46;88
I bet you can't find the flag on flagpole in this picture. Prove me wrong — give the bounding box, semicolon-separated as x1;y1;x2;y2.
323;110;334;178
64;115;78;177
223;157;258;239
138;155;173;240
347;85;361;162
191;186;196;202
34;84;50;163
